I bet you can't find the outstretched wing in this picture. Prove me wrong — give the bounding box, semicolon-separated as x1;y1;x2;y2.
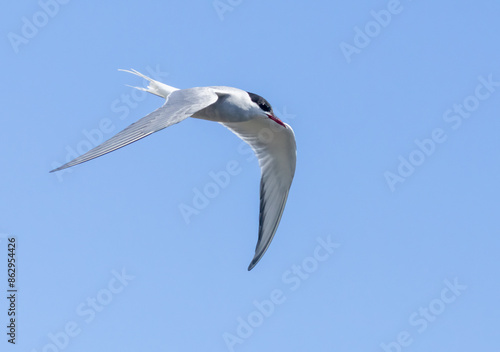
223;119;296;270
50;87;219;172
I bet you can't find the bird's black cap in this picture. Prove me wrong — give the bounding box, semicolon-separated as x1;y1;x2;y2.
247;92;273;113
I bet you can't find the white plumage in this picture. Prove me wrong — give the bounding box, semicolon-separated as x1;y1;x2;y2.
51;69;296;270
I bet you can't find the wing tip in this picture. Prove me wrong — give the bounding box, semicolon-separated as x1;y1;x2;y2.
49;166;63;173
50;163;73;173
247;254;262;271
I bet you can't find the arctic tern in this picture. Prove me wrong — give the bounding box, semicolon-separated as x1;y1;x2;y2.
50;69;296;270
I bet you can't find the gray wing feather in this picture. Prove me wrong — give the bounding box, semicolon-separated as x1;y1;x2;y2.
50;87;218;172
222;119;296;270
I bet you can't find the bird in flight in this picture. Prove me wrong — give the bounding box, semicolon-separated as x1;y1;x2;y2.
51;69;297;270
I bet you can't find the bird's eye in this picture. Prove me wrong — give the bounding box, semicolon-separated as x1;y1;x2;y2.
259;102;271;112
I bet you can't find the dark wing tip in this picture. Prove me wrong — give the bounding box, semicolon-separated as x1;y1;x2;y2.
49;163;71;173
247;252;263;271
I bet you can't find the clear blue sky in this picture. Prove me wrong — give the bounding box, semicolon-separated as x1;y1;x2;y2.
1;1;499;351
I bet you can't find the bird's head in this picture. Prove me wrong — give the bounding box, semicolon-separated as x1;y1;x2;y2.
247;92;286;128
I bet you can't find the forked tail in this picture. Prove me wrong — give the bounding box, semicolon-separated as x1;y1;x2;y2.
119;69;178;99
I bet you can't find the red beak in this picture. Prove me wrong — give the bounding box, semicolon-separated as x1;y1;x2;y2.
266;113;286;128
